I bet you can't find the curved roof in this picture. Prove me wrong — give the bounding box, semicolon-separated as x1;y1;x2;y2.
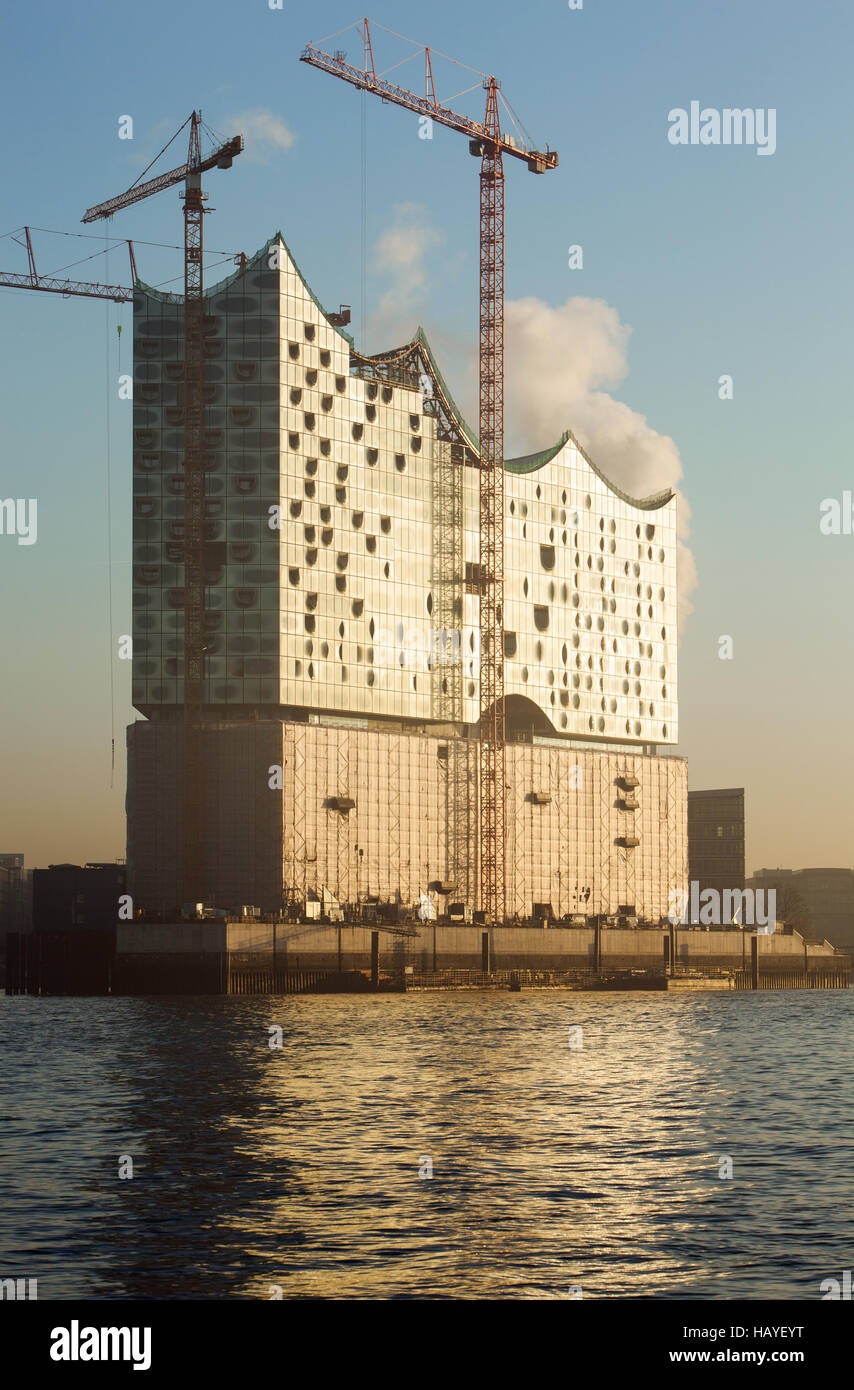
135;232;674;512
408;326;673;512
515;426;675;512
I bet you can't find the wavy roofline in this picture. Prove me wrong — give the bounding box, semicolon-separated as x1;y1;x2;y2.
414;326;673;511
134;233;675;513
522;425;674;512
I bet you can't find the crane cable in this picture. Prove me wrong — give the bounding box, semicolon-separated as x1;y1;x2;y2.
104;233;116;788
361;90;367;348
2;225;240;253
127;113;193;192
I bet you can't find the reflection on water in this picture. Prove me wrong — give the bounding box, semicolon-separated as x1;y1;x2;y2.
0;991;851;1299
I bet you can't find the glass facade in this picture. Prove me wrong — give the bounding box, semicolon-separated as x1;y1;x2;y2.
132;233;679;746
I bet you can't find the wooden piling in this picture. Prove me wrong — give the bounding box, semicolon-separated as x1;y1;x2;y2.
750;935;759;990
370;931;379;988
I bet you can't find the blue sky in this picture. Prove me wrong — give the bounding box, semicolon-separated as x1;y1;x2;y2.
1;0;852;872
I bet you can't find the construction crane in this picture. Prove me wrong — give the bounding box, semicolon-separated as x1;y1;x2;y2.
301;20;558;925
79;111;243;910
0;227;135;302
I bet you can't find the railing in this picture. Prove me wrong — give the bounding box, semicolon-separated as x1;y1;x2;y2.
403;967;667;990
672;966;733;979
229;968;341;995
227;968;404;995
733;970;850;991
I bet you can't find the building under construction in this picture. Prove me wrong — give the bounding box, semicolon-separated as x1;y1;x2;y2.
127;231;687;921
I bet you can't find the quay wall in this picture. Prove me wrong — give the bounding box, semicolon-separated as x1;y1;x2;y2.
115;922;847;977
7;923;847;994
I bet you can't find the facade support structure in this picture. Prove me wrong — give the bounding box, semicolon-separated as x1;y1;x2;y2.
181;118;208;905
478;77;507;926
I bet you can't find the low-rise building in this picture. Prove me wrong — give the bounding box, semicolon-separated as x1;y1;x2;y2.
747;867;854;953
32;863;127;933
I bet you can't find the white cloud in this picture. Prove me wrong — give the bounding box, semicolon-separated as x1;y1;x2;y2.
227;109;295;162
367;225;697;625
505;295;677;491
505;294;697;625
366;203;444;348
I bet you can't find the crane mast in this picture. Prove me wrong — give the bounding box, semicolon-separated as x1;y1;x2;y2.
301;21;557;924
477;77;507;927
81;110;243;908
181;122;208;907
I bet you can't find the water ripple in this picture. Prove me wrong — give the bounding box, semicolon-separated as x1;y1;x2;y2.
0;990;852;1298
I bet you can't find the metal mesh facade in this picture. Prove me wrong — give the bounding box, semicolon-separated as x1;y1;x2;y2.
128;719;687;919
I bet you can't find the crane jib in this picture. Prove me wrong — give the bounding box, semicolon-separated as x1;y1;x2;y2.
81;136;243;224
300;48;556;170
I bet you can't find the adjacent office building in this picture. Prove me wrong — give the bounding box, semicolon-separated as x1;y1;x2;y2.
688;788;745;903
747;867;854;953
0;850;27;932
0;854;29;981
32;863;127;933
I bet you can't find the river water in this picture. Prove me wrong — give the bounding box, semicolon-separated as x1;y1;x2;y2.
0;990;851;1299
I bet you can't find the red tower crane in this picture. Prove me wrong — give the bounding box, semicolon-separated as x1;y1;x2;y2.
81;112;243;908
301;20;558;924
0;226;135;301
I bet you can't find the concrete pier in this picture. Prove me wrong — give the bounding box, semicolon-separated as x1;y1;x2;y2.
4;921;849;995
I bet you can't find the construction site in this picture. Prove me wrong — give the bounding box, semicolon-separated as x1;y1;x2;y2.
3;21;848;993
125;24;685;933
127;213;685;923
